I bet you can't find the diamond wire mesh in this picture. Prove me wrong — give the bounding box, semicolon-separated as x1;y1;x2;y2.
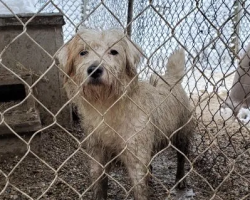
0;0;250;199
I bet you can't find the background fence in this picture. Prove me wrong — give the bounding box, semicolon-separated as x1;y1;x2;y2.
34;0;250;92
0;0;250;199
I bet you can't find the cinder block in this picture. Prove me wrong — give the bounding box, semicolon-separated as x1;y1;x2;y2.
0;71;42;134
0;13;72;132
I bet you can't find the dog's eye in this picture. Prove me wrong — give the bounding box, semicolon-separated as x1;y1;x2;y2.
80;50;88;56
110;50;118;55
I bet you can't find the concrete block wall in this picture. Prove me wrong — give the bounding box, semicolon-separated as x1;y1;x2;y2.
0;13;72;131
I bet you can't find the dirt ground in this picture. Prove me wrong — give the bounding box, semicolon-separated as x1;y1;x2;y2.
0;92;250;200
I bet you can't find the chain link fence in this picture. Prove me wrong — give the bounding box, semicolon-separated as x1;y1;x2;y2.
0;0;250;199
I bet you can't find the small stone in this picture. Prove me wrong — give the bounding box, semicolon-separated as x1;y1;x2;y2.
185;189;195;198
12;195;18;199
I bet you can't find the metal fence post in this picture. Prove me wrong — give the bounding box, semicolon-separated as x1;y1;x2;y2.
231;0;242;55
126;0;134;37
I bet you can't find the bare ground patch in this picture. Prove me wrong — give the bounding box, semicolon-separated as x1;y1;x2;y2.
0;94;250;199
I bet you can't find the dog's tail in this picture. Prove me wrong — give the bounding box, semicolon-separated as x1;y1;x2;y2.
165;48;185;83
150;48;185;87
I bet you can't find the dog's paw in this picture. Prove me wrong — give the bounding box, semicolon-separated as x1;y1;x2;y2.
176;178;187;190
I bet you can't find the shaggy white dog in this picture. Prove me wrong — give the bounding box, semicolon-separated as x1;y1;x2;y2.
57;28;194;200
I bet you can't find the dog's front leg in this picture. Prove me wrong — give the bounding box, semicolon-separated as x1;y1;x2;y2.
121;147;151;200
89;146;109;200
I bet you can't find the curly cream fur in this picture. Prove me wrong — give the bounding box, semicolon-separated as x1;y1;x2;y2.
57;29;194;200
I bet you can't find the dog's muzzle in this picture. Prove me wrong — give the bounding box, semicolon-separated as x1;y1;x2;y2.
87;63;104;85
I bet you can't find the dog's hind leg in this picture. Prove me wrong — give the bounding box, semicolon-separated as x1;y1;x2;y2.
173;131;190;189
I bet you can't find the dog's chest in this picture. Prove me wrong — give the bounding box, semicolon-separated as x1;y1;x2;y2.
83;105;149;146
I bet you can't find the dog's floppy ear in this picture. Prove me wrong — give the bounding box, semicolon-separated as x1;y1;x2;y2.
57;44;68;68
57;43;75;83
124;37;141;78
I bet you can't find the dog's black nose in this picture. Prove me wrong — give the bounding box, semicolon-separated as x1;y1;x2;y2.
87;64;104;79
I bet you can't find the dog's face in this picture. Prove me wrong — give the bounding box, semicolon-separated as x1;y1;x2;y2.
57;29;141;101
